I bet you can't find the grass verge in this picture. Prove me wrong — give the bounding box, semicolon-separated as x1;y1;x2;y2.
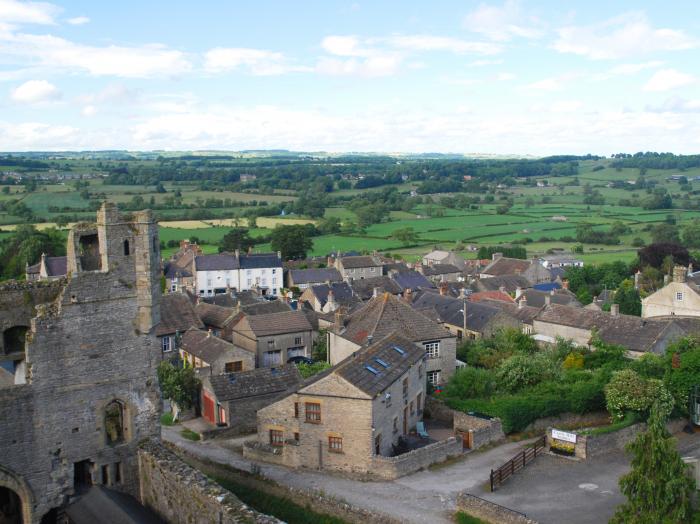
455;511;488;524
180;428;201;441
160;412;174;426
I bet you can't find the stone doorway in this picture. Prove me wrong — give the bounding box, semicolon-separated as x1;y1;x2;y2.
0;486;22;524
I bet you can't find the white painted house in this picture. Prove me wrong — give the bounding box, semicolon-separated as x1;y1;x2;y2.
194;251;283;297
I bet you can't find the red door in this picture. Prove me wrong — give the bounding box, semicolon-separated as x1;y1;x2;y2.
202;391;216;424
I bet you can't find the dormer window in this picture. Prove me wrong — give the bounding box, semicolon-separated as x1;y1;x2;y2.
677;292;684;301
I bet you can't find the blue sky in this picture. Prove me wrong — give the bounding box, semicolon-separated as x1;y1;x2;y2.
0;0;699;154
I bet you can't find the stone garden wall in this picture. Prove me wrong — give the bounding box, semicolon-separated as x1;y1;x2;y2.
456;493;538;524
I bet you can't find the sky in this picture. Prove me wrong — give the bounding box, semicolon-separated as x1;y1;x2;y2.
0;0;699;155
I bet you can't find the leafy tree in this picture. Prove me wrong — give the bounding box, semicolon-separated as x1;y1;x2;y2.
638;243;691;270
157;361;200;410
311;329;328;361
613;279;641;316
604;369;673;421
0;225;65;280
682;220;700;249
317;216;341;235
496;353;561;393
650;223;680;245
270;225;313;260
219;227;255;253
391;227;418;246
444;367;497;399
664;338;700;416
611;404;695;524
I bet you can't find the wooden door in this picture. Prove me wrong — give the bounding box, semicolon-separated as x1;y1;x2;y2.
202;391;216;424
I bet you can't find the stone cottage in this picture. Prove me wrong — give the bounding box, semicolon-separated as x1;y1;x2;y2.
156;292;204;354
334;255;384;280
642;266;700;318
330;292;456;387
179;328;255;375
247;333;426;475
200;365;302;433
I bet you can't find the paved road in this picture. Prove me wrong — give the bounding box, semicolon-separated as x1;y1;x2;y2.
162;425;700;524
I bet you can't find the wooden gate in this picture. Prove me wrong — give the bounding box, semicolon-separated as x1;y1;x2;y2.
202;391;216;424
457;430;472;450
490;436;546;491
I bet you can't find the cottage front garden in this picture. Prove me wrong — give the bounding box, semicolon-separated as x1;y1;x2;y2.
441;329;700;434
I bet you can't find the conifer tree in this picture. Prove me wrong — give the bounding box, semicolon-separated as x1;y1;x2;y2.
611;403;695;524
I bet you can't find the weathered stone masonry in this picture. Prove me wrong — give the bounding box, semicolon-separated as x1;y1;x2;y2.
0;204;162;523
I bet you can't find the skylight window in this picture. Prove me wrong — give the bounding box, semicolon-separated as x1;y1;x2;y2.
365;365;380;375
392;346;406;355
375;358;390;368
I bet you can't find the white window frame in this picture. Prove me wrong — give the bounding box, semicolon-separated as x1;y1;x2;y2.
676;292;684;301
423;341;440;359
161;336;172;353
427;370;441;386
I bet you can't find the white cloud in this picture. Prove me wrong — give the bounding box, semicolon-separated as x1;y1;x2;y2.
463;0;542;42
0;121;78;149
66;16;89;25
554;12;697;60
0;0;58;25
610;61;663;75
647;96;700;113
81;104;95;116
10;78;60;103
644;68;696;92
321;35;366;56
316;54;402;77
204;47;308;75
496;72;515;81
468;59;503;67
0;32;192;77
382;35;501;55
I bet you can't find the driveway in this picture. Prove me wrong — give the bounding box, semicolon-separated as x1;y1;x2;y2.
162;425;700;524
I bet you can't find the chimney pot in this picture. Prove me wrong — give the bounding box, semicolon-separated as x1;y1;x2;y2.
673;265;687;284
562;279;570;290
373;287;381;298
610;303;620;317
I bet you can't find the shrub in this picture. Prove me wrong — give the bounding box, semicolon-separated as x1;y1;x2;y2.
496;353;561;393
444;367;497;399
563;352;585;370
605;369;673;421
665;347;700;416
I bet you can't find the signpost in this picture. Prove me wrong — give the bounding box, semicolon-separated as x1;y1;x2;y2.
552;429;577;443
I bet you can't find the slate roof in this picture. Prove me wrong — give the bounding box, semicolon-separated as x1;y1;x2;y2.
290;268;342;285
195;254;239;271
475;274;532;293
164;262;192;279
339;292;454;344
410;291;504;332
156;293;204;336
481;257;531;277
535;304;612;329
239;253;282;269
195;302;235;328
309;282;358;308
349;275;403;300
301;332;424;397
208;365;302;401
242;300;291;316
484;300;542;324
516;288;581;308
243;310;313;337
421;264;462;276
45;256;67;277
392;270;435;291
180;328;248;363
597;319;677;353
339;255;382;269
468;291;514;303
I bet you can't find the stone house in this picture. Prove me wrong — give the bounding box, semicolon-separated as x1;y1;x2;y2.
248;333;426;474
195;302;236;337
642;266;700;318
200;365;302;432
0;203;161;522
473;274;532;294
163;239;201;293
25;253;67;282
391;270;435;291
417;264;463;283
230;310;314;367
515;288;581;308
422;250;467;271
287;268;342;290
194;251;283;297
156;292;205;354
479;254;551;284
348;276;403;300
335;255;384;280
330;292;456;387
299;282;358;313
179;328;255;375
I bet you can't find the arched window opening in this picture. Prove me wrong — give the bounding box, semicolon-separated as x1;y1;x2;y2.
0;486;22;524
123;239;130;256
105;400;125;445
3;326;27;356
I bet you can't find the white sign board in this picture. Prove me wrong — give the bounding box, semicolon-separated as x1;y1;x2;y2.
552;429;577;443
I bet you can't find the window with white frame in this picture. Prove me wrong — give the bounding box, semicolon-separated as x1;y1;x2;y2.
423;341;440;359
427;370;441;386
677;292;684;301
161;336;172;352
294;336;302;345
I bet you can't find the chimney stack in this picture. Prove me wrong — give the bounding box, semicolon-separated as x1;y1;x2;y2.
689;263;694;276
492;252;503;261
664;274;670;286
439;282;448;296
634;270;641;290
499;285;506;294
403;288;413;303
334;310;343;331
373;287;381;298
277;250;282;260
207;328;212;338
544;295;551;306
235;248;240;260
519;296;527;309
515;287;523;299
610;303;620;317
673;265;687;284
562;279;569;290
326;289;338;311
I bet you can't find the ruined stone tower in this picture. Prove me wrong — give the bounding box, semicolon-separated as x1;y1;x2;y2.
0;203;162;523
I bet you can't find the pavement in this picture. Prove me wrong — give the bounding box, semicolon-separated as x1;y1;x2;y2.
162;424;700;524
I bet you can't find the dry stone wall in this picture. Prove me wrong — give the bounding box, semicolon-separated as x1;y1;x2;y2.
456;493;538;524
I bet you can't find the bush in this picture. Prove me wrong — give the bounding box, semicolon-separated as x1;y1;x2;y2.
496;353;561;393
605;369;673;421
563;352;585;369
160;412;175;426
444;367;497;399
297;361;331;379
